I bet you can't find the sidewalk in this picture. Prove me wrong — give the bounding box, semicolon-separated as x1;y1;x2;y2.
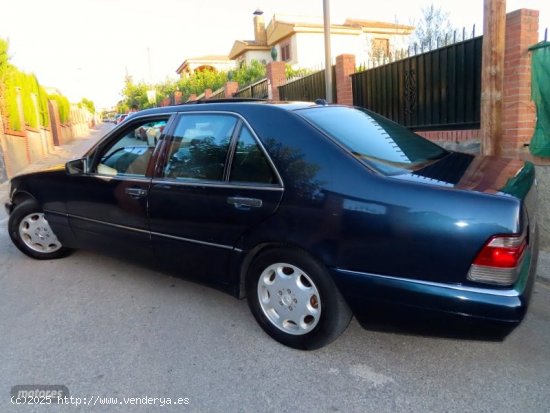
537;250;550;284
0;124;112;219
0;122;548;282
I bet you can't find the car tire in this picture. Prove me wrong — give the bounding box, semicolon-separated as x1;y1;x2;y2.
8;199;73;260
246;248;352;350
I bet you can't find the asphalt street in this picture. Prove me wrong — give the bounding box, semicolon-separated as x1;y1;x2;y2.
0;124;549;412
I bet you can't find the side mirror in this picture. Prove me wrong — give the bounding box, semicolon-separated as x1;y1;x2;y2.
66;158;87;175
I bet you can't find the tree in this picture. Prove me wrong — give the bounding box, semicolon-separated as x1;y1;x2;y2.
230;60;265;86
79;98;95;114
120;75;155;110
411;3;454;48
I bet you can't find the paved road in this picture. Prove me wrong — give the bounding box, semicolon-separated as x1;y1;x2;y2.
1;124;550;412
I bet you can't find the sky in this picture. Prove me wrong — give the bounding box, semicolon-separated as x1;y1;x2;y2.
0;0;548;110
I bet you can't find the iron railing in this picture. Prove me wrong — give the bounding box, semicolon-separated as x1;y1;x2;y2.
352;36;483;131
278;66;336;102
233;78;268;99
209;87;225;100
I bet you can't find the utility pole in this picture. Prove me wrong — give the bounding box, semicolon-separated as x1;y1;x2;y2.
323;0;333;103
480;0;506;156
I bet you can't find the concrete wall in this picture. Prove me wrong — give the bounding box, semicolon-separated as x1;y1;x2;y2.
294;32;363;67
0;99;92;182
240;50;271;66
26;129;45;163
1;133;29;176
0;117;7;182
536;166;550;251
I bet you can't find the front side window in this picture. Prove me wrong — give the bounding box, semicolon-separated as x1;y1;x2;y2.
230;127;277;185
96;118;168;176
298;106;448;175
164;114;237;181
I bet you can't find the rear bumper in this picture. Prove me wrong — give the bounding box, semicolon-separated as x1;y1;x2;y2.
332;248;537;327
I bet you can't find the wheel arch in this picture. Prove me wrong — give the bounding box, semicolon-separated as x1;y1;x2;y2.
237;241;327;299
10;190;38;210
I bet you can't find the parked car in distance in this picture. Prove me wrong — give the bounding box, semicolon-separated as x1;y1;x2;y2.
5;101;539;350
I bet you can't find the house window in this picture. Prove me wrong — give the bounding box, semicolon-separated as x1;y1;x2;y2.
280;42;291;62
372;38;390;58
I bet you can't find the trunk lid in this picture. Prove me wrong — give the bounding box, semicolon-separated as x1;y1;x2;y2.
393;151;537;234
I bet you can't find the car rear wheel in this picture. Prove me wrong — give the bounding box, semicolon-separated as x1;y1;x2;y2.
8;199;73;260
246;248;352;350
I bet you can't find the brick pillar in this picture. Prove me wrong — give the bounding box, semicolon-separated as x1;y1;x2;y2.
501;9;539;158
0;114;9;181
266;61;286;101
188;93;197;102
335;54;356;105
47;100;62;146
174;91;183;105
224;81;239;98
204;89;212;100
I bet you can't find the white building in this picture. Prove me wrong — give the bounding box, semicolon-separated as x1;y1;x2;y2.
229;11;414;68
175;55;236;78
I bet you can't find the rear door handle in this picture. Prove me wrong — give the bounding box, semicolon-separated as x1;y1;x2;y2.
227;197;262;209
125;187;148;199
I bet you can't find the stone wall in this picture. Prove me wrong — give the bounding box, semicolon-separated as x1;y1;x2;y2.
0;106;91;180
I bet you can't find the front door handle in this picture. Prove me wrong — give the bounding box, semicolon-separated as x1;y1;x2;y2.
227;197;262;209
125;187;148;199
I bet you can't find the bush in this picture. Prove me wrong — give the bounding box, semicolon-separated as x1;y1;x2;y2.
0;38;53;130
79;98;95;114
230;60;266;87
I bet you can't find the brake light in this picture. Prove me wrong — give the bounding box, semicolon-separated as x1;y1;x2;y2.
467;234;527;286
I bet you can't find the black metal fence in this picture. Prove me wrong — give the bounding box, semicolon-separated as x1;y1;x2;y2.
209;87;225;100
233;78;268;99
352;36;483;131
278;67;336;102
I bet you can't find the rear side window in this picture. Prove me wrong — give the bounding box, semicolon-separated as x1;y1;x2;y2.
164;114;237;181
229;127;277;185
298;106;448;175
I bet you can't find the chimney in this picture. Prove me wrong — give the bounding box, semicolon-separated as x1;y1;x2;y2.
253;9;267;45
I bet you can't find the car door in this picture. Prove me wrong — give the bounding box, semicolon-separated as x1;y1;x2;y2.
148;112;284;286
65;115;171;262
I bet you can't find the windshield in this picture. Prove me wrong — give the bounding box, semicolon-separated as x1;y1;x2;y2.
298;106;448;175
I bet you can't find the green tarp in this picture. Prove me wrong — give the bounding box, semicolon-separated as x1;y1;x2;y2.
530;42;550;158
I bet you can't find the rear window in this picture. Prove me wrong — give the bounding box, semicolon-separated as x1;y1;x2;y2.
298;106;448;175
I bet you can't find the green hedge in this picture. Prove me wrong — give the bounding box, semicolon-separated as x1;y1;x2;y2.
0;37;60;130
2;66;22;131
0;67;56;130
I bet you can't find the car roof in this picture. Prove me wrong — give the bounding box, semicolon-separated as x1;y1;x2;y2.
126;100;321;119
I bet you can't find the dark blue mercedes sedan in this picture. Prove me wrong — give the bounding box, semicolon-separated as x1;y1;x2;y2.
5;101;539;349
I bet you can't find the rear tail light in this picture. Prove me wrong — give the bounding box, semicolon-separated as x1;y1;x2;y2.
467;233;527;286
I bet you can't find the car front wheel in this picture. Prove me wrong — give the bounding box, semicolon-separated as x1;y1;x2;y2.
8;199;73;260
246;248;352;350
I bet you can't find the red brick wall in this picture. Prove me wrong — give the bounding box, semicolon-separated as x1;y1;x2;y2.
501;9;539;158
224;81;239;98
417;130;480;142
335;54;355;105
266;62;286;101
